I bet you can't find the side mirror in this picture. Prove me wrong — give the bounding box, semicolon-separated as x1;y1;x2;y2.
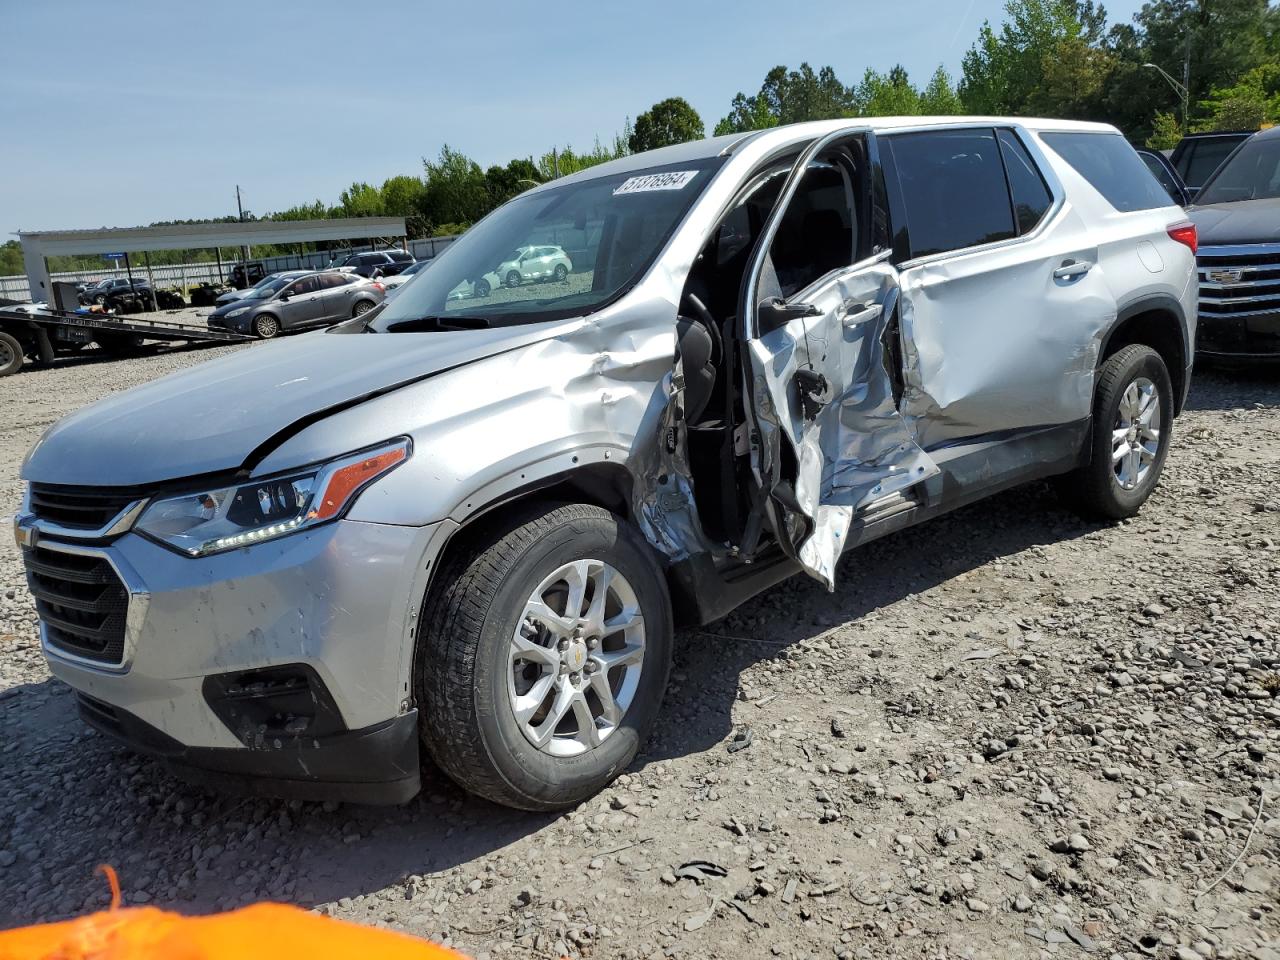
279;294;290;302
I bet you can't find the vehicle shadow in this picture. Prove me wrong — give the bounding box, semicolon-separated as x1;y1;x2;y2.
1185;363;1280;412
0;481;1100;926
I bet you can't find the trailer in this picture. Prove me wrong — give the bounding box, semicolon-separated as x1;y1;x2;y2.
0;307;251;377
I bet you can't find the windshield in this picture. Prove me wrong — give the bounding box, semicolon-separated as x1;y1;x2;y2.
401;260;427;276
1196;137;1280;203
245;276;294;299
371;157;724;330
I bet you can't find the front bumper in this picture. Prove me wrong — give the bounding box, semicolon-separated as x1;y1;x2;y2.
23;517;446;803
75;691;421;804
1196;312;1280;359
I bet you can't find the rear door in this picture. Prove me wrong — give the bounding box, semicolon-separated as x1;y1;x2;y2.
880;125;1115;452
739;130;938;587
314;272;353;322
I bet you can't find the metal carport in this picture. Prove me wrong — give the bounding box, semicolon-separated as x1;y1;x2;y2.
18;216;408;305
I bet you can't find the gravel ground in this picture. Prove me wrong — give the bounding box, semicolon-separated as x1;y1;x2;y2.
0;345;1277;960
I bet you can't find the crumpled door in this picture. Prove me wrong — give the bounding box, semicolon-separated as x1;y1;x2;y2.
740;133;938;589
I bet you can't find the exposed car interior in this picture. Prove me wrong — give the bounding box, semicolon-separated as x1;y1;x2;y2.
677;139;872;549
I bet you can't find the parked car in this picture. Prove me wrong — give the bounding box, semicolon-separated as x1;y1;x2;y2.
380;258;430;292
214;271;309;306
206;270;384;338
1185;126;1280;359
230;261;268;289
340;250;414;278
16;117;1195;811
79;277;150;306
1169;130;1253;198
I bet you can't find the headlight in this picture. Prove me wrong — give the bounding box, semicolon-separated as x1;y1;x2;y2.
226;307;250;318
134;439;410;556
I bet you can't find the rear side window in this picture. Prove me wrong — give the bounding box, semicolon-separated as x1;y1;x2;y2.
1040;132;1171;212
885;128;1016;258
996;130;1053;234
1180;138;1241;186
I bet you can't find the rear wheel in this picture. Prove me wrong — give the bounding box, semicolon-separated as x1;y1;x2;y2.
417;503;673;811
352;300;375;317
252;314;280;339
0;332;24;377
1056;344;1173;520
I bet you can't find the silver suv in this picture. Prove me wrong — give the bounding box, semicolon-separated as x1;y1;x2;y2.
16;118;1197;810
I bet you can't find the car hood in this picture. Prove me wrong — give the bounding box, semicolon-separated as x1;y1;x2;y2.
22;321;578;487
209;295;269;317
1187;197;1280;246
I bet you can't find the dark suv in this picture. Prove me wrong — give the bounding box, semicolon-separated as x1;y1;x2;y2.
341;250;414;278
1170;131;1253;198
79;278;151;306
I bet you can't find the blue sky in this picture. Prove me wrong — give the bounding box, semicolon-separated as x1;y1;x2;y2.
1;0;1147;239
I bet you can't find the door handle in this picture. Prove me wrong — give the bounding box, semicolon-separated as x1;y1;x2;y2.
1053;260;1092;281
841;300;882;326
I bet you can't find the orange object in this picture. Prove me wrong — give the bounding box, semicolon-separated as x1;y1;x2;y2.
0;866;468;960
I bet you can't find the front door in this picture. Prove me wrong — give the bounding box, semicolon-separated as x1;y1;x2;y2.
277;275;323;329
740;131;938;587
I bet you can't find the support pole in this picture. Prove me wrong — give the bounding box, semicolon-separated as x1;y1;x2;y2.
143;250;159;312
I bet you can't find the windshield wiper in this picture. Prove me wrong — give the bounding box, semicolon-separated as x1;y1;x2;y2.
384;315;492;333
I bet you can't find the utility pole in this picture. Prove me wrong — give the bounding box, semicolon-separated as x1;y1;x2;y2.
235;185;251;263
1182;32;1192;135
552;147;560;179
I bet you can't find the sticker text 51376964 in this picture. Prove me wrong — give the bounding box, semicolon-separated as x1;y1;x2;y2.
613;171;699;196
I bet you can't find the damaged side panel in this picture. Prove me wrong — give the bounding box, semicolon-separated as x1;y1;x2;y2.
746;260;939;587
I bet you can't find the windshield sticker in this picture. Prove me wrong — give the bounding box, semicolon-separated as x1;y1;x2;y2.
613;171;699;195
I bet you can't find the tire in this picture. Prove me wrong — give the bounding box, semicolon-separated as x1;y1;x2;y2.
1055;344;1173;521
93;294;107;306
352;300;375;317
252;314;281;339
475;278;491;298
94;333;146;357
0;332;24;377
553;263;568;282
505;270;522;289
417;503;673;811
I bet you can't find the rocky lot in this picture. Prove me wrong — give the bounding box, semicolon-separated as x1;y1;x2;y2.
0;344;1277;960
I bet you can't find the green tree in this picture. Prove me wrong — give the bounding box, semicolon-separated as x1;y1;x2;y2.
422;145;490;228
484;158;541;206
1031;34;1117;117
715;63;856;134
960;0;1091;113
920;65;964;114
855;65;923;116
1146;110;1185;148
0;240;24;276
629;97;705;153
337;181;385;218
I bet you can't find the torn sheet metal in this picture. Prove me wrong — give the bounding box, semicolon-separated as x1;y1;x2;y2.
747;260;939;588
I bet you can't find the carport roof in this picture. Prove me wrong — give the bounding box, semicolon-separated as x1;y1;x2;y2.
17;216;407;256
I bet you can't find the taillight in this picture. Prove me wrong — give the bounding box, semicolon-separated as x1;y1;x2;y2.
372;282;385;292
1168;221;1198;255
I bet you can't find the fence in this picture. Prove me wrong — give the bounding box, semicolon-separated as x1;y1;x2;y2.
0;235;460;304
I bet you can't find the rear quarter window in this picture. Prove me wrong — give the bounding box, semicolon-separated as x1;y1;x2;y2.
1040;132;1171;212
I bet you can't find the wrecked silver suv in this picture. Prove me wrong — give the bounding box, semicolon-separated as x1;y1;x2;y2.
17;118;1197;810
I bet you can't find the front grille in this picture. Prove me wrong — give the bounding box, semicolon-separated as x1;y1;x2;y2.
28;483;142;530
1198;244;1280;319
22;545;129;664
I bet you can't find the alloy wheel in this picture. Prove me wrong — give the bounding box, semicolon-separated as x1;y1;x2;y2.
254;315;280;339
1112;376;1162;491
507;559;646;758
354;300;373;316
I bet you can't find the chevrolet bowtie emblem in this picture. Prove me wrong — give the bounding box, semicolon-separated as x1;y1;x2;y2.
1208;268;1244;283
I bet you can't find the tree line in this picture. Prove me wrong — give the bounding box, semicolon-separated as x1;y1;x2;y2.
6;0;1278;278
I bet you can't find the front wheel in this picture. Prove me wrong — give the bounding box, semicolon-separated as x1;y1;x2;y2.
1056;343;1173;520
474;277;491;298
553;263;568;282
505;270;522;289
417;503;673;811
252;313;280;339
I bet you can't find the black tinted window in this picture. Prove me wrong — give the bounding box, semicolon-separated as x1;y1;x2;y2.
997;130;1053;234
1041;132;1171;212
887;128;1015;258
1182;138;1242;186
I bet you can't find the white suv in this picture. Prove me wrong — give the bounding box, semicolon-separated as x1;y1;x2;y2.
18;118;1197;811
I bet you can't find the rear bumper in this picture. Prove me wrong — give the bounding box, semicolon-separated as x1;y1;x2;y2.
77;691;421;805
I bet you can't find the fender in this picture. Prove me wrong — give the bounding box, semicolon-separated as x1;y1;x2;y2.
1098;293;1191;413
